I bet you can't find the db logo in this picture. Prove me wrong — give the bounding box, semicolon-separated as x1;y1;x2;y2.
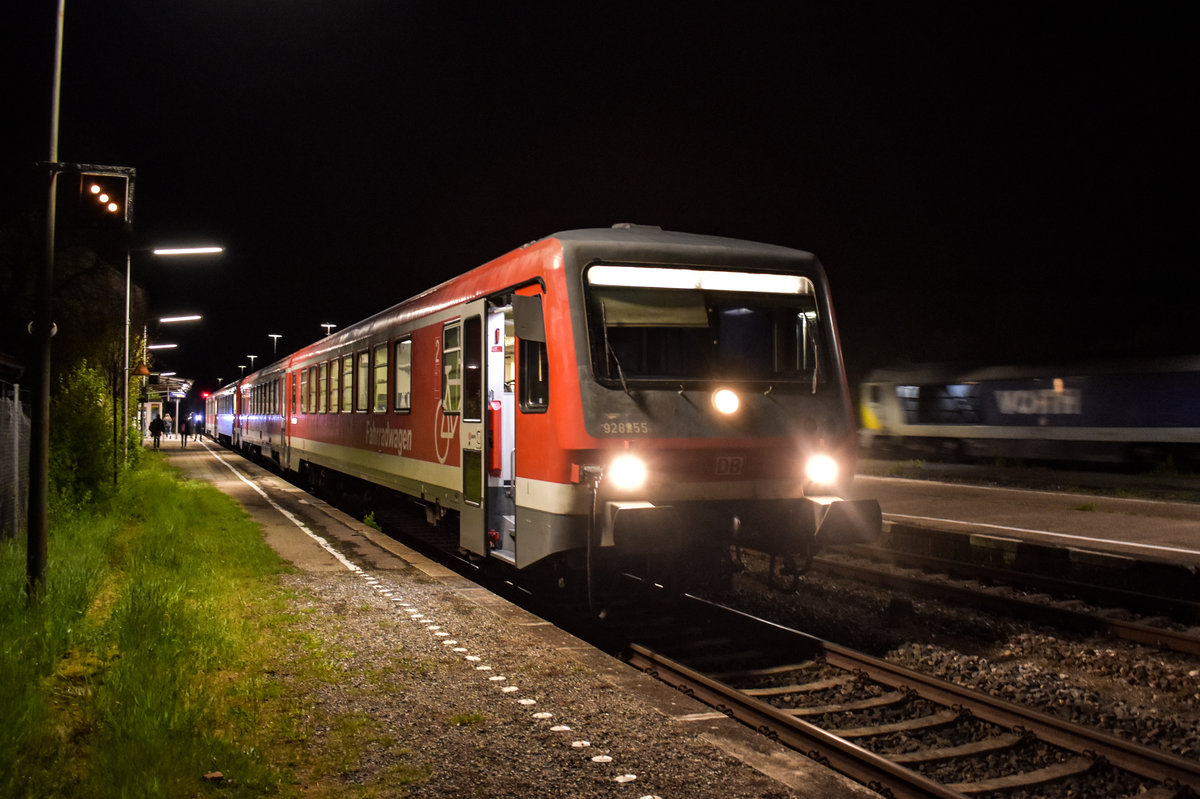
715;456;744;476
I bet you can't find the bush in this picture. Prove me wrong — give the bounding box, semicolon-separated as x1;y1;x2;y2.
48;360;115;507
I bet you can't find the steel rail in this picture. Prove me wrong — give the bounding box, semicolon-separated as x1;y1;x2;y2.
627;644;969;799
822;640;1200;791
840;545;1200;624
815;556;1200;656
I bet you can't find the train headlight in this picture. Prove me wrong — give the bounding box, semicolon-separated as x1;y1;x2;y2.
804;454;839;487
712;388;740;415
608;453;647;491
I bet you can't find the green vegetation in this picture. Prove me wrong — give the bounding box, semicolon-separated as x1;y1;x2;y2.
46;358;145;510
362;511;383;532
1;454;431;797
448;712;486;726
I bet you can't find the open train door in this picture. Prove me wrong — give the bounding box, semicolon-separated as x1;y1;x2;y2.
484;302;517;564
280;372;293;471
456;301;488;555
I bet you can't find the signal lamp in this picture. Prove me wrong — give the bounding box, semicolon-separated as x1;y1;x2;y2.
78;173;130;226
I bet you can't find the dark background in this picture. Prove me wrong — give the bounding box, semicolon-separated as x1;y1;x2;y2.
3;3;1194;394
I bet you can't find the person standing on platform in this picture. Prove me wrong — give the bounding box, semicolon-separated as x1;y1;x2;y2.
179;418;191;448
149;415;164;449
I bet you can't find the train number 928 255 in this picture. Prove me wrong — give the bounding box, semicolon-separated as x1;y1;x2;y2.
601;421;650;435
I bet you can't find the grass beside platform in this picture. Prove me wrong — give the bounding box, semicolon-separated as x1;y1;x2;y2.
0;453;427;798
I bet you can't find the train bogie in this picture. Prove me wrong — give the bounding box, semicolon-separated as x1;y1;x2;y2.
208;227;880;593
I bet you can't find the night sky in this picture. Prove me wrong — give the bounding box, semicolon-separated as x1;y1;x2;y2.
3;3;1194;394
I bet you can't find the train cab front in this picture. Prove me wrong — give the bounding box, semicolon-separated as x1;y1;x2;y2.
568;252;881;592
578;427;882;593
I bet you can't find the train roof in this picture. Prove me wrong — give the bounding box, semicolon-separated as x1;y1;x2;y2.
550;225;818;269
862;355;1200;384
220;226;826;390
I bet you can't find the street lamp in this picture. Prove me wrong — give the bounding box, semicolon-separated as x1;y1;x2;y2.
153;246;223;256
122;246;220;473
248;354;257;370
269;333;281;357
321;323;336;336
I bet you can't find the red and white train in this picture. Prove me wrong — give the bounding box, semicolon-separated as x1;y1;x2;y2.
206;225;879;591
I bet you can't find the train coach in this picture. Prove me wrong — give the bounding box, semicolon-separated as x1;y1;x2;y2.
859;357;1200;466
207;225;880;593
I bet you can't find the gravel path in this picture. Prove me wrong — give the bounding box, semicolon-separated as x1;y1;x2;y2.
170;445;874;798
271;567;863;798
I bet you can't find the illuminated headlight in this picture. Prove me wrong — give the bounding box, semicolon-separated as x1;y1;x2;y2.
608;453;647;491
805;454;839;486
712;388;740;415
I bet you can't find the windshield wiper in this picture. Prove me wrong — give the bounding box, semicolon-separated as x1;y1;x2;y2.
811;339;820;394
600;302;632;396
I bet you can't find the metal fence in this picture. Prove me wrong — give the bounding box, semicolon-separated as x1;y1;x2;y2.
1;380;30;540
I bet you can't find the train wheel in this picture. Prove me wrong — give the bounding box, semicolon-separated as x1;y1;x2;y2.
767;554;800;593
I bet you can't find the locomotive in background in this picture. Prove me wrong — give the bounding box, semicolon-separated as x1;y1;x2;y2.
207;226;880;595
859;357;1200;468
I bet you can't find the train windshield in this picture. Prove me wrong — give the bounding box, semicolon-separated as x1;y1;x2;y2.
585;265;826;386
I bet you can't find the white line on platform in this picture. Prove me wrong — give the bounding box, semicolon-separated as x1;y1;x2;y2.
884;512;1200;557
199;439;360;572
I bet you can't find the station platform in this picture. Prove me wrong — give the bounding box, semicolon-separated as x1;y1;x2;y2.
157;439;878;798
851;463;1200;599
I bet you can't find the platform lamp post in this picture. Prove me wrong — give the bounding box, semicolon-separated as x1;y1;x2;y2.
25;0;67;601
113;314;203;484
321;323;336;337
248;354;257;371
122;247;221;471
269;334;281;358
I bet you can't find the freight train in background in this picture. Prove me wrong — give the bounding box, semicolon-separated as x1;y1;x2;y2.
858;358;1200;468
205;225;880;599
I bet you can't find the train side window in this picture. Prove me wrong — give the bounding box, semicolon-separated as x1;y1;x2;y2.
519;339;549;412
317;362;328;413
443;322;462;414
372;343;388;413
308;367;318;413
291;372;298;415
341;356;353;411
355;351;369;412
300;368;308;414
329;359;340;413
463;315;482;421
394;338;412;412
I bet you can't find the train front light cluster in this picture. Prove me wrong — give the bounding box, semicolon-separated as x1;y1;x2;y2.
607;453;647;491
804;453;839;487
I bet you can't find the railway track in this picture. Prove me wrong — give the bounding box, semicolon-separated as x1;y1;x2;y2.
256;455;1200;795
809;553;1200;657
609;594;1200;799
